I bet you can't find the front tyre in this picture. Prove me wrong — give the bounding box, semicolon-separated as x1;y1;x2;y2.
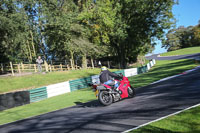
98;91;113;106
128;86;135;98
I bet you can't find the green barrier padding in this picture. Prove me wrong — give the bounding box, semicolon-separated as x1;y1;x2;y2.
113;70;125;76
29;87;47;102
137;65;147;74
69;77;92;92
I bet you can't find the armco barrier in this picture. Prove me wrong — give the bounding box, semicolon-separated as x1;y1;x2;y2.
0;91;30;111
1;60;156;110
29;87;47;102
47;81;70;98
69;77;92;92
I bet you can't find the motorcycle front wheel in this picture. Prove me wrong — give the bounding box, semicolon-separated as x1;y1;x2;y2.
98;91;113;106
128;86;136;98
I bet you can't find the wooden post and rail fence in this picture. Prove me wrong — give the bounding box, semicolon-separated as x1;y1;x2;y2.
0;62;90;76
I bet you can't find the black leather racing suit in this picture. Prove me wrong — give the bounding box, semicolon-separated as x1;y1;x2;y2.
99;70;121;84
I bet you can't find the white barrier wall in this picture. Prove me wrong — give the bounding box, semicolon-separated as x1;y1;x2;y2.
91;75;100;84
124;68;138;77
150;61;154;67
152;59;156;65
147;63;151;70
47;81;70;98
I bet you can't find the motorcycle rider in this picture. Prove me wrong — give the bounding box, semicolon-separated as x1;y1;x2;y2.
99;66;121;90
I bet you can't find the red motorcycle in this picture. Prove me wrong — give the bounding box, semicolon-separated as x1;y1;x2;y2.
91;74;135;106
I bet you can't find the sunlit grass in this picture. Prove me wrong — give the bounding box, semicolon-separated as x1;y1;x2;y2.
132;105;200;132
161;46;200;56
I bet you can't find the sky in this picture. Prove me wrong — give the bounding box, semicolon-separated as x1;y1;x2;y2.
151;0;200;55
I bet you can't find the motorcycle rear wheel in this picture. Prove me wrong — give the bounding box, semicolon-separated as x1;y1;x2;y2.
128;86;135;98
98;91;113;106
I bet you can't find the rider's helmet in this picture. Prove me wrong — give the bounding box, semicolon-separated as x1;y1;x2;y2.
101;66;107;71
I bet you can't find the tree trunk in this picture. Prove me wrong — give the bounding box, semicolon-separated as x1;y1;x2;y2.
91;57;94;69
82;53;87;69
30;30;36;58
70;51;75;69
107;61;110;69
26;40;32;62
118;47;127;69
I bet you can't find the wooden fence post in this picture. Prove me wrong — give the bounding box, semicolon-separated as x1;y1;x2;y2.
60;64;63;71
49;64;52;72
67;65;70;70
44;61;48;72
10;62;14;76
17;64;21;74
21;62;24;72
53;65;55;71
34;64;37;72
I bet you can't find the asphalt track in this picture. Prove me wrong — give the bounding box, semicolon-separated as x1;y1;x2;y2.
0;66;200;133
146;53;200;60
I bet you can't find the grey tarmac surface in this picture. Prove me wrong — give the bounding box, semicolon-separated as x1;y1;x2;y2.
0;67;200;133
146;53;200;60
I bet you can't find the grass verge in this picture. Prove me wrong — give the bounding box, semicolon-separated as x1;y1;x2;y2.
128;59;198;88
0;69;117;94
160;46;200;56
0;59;199;125
131;105;200;132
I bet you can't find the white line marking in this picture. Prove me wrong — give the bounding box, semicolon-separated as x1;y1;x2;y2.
123;103;200;133
151;66;200;85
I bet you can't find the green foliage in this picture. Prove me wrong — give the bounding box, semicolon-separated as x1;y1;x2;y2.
162;23;200;51
0;0;29;62
0;0;175;68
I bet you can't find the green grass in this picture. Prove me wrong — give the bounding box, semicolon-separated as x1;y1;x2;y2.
161;46;200;56
129;59;198;88
0;59;198;125
0;87;95;125
0;68;118;94
131;105;200;132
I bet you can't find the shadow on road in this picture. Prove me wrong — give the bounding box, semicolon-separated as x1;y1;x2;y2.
74;100;103;108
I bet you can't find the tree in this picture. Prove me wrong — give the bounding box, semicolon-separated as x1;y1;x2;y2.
79;0;175;68
163;23;200;51
0;0;176;69
0;0;30;63
192;24;200;46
